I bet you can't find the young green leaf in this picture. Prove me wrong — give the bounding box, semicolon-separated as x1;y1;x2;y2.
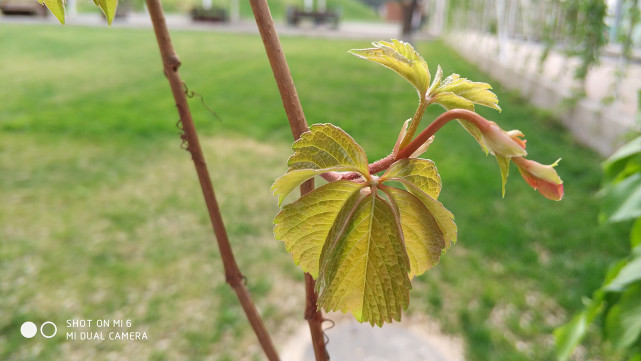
272;123;370;205
555;287;607;361
400;181;457;251
93;0;118;26
555;309;592;361
350;40;430;98
288;123;369;174
604;253;641;292
429;92;476;111
429;73;500;112
604;283;641;350
317;194;411;326
381;158;441;199
428;73;501;152
382;186;446;278
274;180;364;278
495;155;511;197
603;136;641;182
600;173;641;222
273;124;457;325
381;159;457;248
426;65;444;96
38;0;65;24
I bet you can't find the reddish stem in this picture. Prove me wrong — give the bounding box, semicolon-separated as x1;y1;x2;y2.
323;109;489;181
397;109;490;159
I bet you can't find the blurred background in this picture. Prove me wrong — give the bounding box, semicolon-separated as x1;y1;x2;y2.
1;1;639;360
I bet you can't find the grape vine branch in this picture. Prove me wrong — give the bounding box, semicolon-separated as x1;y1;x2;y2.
145;0;280;360
249;1;329;360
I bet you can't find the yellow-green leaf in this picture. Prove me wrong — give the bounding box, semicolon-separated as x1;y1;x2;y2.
272;168;341;206
383;186;446;278
93;0;118;26
274;180;364;278
350;40;430;97
426;65;444;96
272;123;457;326
272;123;370;204
317;194;411;326
428;74;501;155
401;181;457;249
288;123;369;175
381;158;441;199
430;73;500;112
431;92;475;111
496;155;511;197
38;0;65;24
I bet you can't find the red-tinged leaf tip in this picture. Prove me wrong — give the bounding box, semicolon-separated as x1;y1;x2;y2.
514;157;564;201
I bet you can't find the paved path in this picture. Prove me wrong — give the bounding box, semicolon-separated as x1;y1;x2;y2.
280;314;464;361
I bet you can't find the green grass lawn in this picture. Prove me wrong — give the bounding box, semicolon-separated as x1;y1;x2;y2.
0;24;629;360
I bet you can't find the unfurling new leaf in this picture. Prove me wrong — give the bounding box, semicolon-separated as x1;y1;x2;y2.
427;70;502;159
348;40;505;177
429;72;501;112
349;40;430;98
273;124;456;326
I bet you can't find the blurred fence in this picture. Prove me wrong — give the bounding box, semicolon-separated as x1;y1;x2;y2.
423;0;641;155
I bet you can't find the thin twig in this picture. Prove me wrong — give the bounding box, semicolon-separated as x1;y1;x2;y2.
249;1;329;361
145;1;280;360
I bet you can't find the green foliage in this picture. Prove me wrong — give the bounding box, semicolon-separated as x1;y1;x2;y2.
93;0;119;25
539;0;608;96
428;69;501;113
38;0;66;24
350;40;431;99
349;39;505;172
572;0;608;82
427;65;503;161
274;39;564;326
273;124;455;326
317;192;411;326
40;0;118;25
601;137;641;222
555;136;641;360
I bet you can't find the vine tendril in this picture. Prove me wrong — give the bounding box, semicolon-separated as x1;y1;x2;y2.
183;82;221;122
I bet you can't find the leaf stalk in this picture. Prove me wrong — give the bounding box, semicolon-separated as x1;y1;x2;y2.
396;98;429;152
323;109;491;182
397;108;491;159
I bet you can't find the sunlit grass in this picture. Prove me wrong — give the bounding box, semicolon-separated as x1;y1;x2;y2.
0;24;627;360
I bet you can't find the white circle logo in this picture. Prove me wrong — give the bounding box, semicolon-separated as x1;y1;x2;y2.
20;322;37;338
40;321;57;338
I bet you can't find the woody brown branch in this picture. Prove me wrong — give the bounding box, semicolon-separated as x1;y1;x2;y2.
145;1;280;360
249;1;330;361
